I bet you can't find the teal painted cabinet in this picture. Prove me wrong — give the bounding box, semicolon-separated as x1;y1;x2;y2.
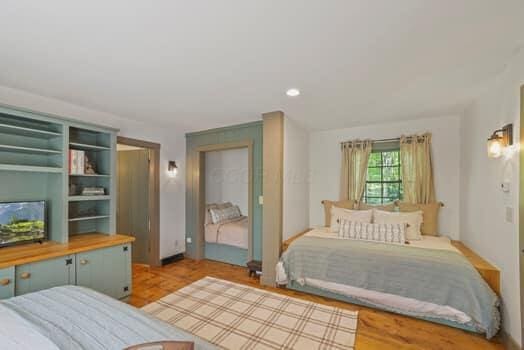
76;244;131;299
15;256;75;296
0;267;15;299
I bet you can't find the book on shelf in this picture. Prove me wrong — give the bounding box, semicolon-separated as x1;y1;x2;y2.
69;150;85;175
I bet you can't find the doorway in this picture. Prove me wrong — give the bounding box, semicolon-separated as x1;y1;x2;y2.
195;141;254;264
520;85;524;347
204;147;249;266
117;136;160;266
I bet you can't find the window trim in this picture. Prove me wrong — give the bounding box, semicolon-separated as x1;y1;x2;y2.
363;149;402;204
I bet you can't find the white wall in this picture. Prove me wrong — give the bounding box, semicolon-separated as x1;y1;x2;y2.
205;148;248;215
309;115;462;239
460;50;523;346
0;85;186;259
283;117;310;240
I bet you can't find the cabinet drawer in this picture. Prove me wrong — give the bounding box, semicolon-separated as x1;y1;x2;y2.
76;244;131;299
15;255;75;296
0;267;15;299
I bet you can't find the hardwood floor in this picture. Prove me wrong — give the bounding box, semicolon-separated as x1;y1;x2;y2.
130;259;504;350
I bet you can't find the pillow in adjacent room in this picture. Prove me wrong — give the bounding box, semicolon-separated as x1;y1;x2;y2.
398;202;441;236
330;206;372;232
373;209;423;240
210;205;241;224
322;200;356;227
205;203;218;225
338;219;406;245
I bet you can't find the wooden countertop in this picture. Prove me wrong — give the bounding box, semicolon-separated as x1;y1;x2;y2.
0;233;135;269
282;229;500;295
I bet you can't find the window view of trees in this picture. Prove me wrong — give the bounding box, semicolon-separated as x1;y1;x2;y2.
364;150;402;204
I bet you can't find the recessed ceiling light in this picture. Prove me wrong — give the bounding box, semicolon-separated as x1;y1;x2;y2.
286;88;300;97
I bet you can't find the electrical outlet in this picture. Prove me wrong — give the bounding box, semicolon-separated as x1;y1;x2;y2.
186;237;192;244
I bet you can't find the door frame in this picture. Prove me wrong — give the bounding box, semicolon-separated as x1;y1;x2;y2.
117;136;161;267
520;85;524;347
194;140;254;261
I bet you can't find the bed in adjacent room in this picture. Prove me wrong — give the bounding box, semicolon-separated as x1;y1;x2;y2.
205;215;249;249
0;285;217;350
277;202;501;339
204;202;249;266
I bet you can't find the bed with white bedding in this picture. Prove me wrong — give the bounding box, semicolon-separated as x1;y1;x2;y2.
205;216;249;249
277;228;500;338
0;285;217;350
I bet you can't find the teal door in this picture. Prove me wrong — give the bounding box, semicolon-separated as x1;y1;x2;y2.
0;267;15;299
15;256;75;296
76;244;131;299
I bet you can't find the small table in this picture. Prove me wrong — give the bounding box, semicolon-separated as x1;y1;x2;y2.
247;260;262;277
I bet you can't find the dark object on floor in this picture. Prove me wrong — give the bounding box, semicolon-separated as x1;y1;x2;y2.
247;260;262;277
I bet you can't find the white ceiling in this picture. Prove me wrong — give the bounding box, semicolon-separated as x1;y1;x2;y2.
0;1;523;131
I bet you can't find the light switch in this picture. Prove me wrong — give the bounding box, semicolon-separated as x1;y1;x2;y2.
501;182;510;193
258;195;264;205
186;237;192;244
505;207;514;223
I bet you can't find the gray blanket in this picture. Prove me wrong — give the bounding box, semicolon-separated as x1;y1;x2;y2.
1;285;217;350
281;236;500;338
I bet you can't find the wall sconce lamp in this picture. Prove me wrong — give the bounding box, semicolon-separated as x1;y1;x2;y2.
487;124;513;158
168;161;178;178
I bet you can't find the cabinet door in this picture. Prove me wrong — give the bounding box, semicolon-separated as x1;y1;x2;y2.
76;244;131;299
0;267;15;299
15;256;75;296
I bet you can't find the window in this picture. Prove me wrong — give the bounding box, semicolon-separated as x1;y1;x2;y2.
364;149;402;204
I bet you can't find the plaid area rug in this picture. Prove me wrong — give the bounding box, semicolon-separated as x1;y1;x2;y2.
142;277;358;350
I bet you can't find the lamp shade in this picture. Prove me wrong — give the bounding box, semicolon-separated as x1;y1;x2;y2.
487;136;503;158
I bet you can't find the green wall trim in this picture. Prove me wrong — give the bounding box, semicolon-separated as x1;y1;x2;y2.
185;120;262;138
186;122;263;261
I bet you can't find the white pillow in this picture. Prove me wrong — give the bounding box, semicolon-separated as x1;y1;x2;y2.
330;206;372;232
209;205;242;224
373;209;423;240
338;219;406;245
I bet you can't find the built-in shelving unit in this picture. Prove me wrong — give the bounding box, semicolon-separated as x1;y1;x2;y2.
0;106;129;301
0;110;65;243
67;126;115;237
0;106;117;244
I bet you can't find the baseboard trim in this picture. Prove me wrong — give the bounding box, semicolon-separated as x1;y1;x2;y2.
161;253;184;266
502;331;521;350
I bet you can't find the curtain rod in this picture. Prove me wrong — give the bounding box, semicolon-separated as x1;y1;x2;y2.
340;137;399;145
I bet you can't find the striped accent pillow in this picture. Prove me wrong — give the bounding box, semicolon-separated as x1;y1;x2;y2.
209;205;242;224
338;219;406;245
